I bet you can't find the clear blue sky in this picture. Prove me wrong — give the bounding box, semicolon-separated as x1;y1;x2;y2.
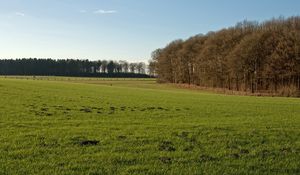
0;0;299;62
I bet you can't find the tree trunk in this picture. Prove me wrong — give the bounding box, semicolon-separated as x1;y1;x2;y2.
236;76;240;91
228;77;231;90
244;73;247;92
251;76;254;93
274;76;278;93
297;75;300;90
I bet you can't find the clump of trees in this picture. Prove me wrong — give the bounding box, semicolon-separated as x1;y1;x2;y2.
150;16;300;96
0;59;150;78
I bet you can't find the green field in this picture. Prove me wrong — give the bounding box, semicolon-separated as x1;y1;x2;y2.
0;77;299;174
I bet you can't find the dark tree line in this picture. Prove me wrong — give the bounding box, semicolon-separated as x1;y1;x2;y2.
150;16;300;96
0;59;150;78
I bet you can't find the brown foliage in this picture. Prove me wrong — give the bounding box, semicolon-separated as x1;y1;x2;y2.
151;17;300;97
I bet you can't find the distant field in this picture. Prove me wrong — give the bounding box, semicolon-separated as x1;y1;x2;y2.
0;77;299;174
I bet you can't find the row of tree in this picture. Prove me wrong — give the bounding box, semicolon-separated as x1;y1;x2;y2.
0;59;151;78
150;16;300;95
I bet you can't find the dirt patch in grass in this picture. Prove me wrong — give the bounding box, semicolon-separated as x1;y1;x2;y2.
159;157;172;164
147;107;155;110
199;154;218;162
79;107;92;113
240;149;250;154
34;111;53;117
117;135;127;140
229;153;240;159
79;140;99;146
158;141;176;152
71;136;100;146
40;107;49;112
183;145;194;151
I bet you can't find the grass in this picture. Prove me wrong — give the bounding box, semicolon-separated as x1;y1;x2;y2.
0;76;299;174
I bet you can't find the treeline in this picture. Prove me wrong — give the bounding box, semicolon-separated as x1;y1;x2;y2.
0;59;152;78
150;16;300;96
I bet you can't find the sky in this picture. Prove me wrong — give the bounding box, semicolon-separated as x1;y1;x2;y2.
0;0;300;62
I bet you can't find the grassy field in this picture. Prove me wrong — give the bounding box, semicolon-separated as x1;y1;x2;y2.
0;77;299;174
